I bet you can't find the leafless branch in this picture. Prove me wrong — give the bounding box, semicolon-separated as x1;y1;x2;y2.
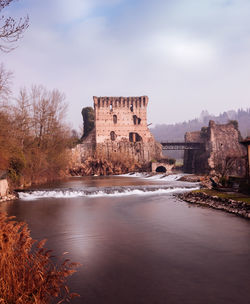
0;63;13;103
0;0;29;52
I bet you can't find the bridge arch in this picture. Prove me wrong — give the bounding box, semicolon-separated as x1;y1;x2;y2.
155;166;167;173
151;162;174;173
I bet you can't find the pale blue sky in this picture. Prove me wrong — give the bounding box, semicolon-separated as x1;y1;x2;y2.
2;0;250;129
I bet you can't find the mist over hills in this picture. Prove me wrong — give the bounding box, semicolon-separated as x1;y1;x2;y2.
150;108;250;142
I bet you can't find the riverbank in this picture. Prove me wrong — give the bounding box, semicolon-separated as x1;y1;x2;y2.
0;192;18;202
69;156;148;176
0;175;68;203
178;189;250;219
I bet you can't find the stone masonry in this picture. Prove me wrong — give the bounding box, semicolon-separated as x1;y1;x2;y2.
93;96;161;162
184;120;247;176
71;96;162;168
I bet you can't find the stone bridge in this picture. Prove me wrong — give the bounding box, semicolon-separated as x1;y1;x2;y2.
161;142;204;150
151;162;174;173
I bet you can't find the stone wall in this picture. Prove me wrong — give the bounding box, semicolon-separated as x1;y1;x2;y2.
151;162;174;173
93;96;151;143
239;137;250;178
183;131;208;173
0;179;9;197
79;96;161;163
95;138;162;163
70;96;161;175
184;121;247;177
71;129;96;164
92;96;161;162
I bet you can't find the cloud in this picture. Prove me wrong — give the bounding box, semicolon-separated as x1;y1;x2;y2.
148;33;217;67
2;0;250;130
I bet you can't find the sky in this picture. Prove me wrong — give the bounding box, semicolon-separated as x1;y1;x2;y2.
1;0;250;130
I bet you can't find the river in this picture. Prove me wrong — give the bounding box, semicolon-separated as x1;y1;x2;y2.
1;174;250;304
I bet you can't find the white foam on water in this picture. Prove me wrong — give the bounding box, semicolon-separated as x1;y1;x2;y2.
18;186;200;200
119;173;186;181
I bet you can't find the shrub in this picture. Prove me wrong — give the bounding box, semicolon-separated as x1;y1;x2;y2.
219;176;228;187
0;213;79;304
229;120;239;130
8;153;26;184
81;107;95;138
167;158;176;165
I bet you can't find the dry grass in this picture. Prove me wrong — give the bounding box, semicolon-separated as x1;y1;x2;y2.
0;213;79;304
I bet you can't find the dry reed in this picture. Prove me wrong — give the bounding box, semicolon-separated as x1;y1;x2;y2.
0;213;79;304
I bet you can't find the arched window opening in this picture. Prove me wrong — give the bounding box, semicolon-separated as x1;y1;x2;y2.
129;132;142;143
130;103;133;112
113;115;117;124
110;102;113;111
156;166;167;173
133;115;141;125
110;131;116;141
133;115;137;125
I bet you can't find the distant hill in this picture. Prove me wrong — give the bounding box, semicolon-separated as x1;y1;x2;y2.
150;108;250;142
150;108;250;160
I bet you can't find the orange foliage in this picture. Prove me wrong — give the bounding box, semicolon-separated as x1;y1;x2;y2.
0;213;79;304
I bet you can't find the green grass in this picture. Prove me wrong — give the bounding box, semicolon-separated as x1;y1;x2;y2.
193;189;250;204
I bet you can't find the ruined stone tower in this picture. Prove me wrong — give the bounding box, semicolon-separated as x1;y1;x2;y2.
94;96;151;144
70;96;162;173
93;96;161;162
183;120;247;176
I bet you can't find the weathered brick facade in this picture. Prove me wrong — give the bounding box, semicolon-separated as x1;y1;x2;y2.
94;96;152;143
93;96;162;162
72;96;162;167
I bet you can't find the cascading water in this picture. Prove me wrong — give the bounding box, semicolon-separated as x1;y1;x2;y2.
3;173;250;304
18;173;199;200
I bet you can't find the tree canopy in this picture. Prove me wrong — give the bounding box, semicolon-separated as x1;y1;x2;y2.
81;107;95;138
0;73;77;186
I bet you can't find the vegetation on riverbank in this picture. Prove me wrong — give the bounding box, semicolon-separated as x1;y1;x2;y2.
0;65;79;189
193;189;250;204
179;190;250;219
69;152;150;176
0;213;79;303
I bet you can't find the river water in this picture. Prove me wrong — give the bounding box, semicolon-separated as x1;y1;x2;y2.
1;174;250;304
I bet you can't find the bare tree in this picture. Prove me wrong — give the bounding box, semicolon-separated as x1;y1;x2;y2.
30;85;67;148
0;0;29;52
214;155;247;178
12;88;32;147
0;63;13;104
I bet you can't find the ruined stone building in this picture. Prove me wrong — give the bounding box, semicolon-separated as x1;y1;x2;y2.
241;137;250;178
0;171;9;198
72;96;161;166
184;120;247;177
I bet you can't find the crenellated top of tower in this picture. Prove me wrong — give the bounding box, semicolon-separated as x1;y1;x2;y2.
93;96;149;108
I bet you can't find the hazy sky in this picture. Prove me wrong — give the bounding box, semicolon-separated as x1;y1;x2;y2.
2;0;250;129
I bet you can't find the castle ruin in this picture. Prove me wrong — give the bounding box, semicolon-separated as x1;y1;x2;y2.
71;96;162;173
93;96;161;162
184;120;247;177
